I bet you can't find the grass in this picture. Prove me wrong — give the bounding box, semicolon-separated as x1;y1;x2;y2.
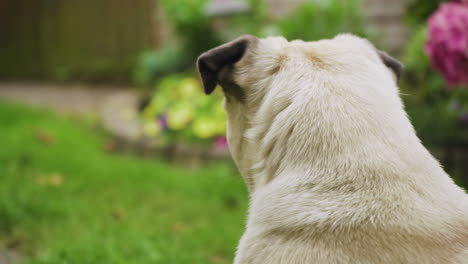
0;101;248;264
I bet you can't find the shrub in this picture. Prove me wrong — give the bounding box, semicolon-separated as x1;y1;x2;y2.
133;47;188;87
142;75;226;146
276;0;371;41
133;0;222;86
401;26;468;146
141;0;373;146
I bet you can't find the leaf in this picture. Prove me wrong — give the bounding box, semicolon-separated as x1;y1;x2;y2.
34;129;55;145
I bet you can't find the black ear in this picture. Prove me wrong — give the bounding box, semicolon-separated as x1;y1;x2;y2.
197;35;256;95
377;50;403;81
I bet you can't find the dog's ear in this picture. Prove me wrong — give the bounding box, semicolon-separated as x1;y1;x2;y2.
377;50;403;81
197;35;257;95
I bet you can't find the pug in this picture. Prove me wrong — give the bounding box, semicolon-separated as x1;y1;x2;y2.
197;34;468;264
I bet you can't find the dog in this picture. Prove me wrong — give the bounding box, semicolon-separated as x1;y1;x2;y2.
197;34;468;264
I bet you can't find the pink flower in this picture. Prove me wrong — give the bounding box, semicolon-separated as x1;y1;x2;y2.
214;136;228;150
425;2;468;86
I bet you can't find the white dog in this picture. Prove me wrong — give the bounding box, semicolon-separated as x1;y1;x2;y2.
197;34;468;264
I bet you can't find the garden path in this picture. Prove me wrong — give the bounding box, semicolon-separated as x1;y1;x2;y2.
0;250;19;264
0;82;142;139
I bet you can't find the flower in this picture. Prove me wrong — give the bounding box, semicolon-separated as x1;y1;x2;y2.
192;117;219;139
167;104;193;130
157;115;168;131
143;121;161;137
425;2;468;86
214;136;228;150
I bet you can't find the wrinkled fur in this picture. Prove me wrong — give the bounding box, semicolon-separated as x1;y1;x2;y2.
201;34;468;263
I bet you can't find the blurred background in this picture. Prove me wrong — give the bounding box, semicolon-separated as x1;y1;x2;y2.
0;0;467;263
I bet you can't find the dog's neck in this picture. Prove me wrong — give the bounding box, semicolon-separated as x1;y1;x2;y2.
229;82;438;195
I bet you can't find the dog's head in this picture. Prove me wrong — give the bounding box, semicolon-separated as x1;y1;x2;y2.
197;34;406;190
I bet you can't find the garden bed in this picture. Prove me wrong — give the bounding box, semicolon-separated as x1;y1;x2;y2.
99;88;231;164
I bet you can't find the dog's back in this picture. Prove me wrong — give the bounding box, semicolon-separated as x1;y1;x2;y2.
197;34;468;263
236;163;468;263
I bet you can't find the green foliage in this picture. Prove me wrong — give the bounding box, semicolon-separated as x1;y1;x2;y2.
134;0;225;86
160;0;221;59
133;47;189;86
221;0;270;38
276;0;371;41
141;0;373;144
406;98;468;144
401;25;468;146
0;101;246;263
402;26;446;101
217;0;371;40
142;75;226;144
405;0;445;26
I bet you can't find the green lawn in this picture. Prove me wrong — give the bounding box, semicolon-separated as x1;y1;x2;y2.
0;101;248;264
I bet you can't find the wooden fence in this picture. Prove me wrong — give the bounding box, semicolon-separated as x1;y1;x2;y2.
0;0;158;83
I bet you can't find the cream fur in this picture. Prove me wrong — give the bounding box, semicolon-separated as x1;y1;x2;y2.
218;34;468;263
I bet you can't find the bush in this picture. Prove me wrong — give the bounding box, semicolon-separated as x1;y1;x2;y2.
142;75;226;145
141;0;373;145
276;0;371;41
405;0;445;26
160;0;221;59
133;0;222;86
133;47;189;87
401;26;468;146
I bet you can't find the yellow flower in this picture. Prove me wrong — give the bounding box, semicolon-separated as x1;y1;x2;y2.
143;121;161;137
192;118;219;139
167;104;193;130
179;78;201;98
